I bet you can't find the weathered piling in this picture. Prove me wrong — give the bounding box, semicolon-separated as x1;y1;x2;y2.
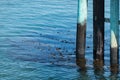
76;0;87;68
93;0;104;68
110;0;119;73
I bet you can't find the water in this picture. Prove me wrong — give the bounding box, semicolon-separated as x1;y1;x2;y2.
0;0;120;80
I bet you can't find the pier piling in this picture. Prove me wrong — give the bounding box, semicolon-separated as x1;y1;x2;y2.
76;0;87;68
93;0;104;68
110;0;119;73
76;0;119;72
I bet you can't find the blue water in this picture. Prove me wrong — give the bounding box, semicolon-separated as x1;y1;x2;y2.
0;0;120;80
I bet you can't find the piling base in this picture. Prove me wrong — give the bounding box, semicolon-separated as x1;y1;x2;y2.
93;59;104;69
76;58;86;69
110;64;119;73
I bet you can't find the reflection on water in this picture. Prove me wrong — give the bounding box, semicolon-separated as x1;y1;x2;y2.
77;67;120;80
110;73;119;80
94;68;106;80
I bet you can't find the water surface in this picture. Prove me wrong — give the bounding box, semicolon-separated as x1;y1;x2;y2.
0;0;120;80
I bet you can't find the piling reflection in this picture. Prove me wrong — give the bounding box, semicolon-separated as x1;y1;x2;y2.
76;65;120;80
77;67;91;80
94;67;106;80
110;73;119;80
